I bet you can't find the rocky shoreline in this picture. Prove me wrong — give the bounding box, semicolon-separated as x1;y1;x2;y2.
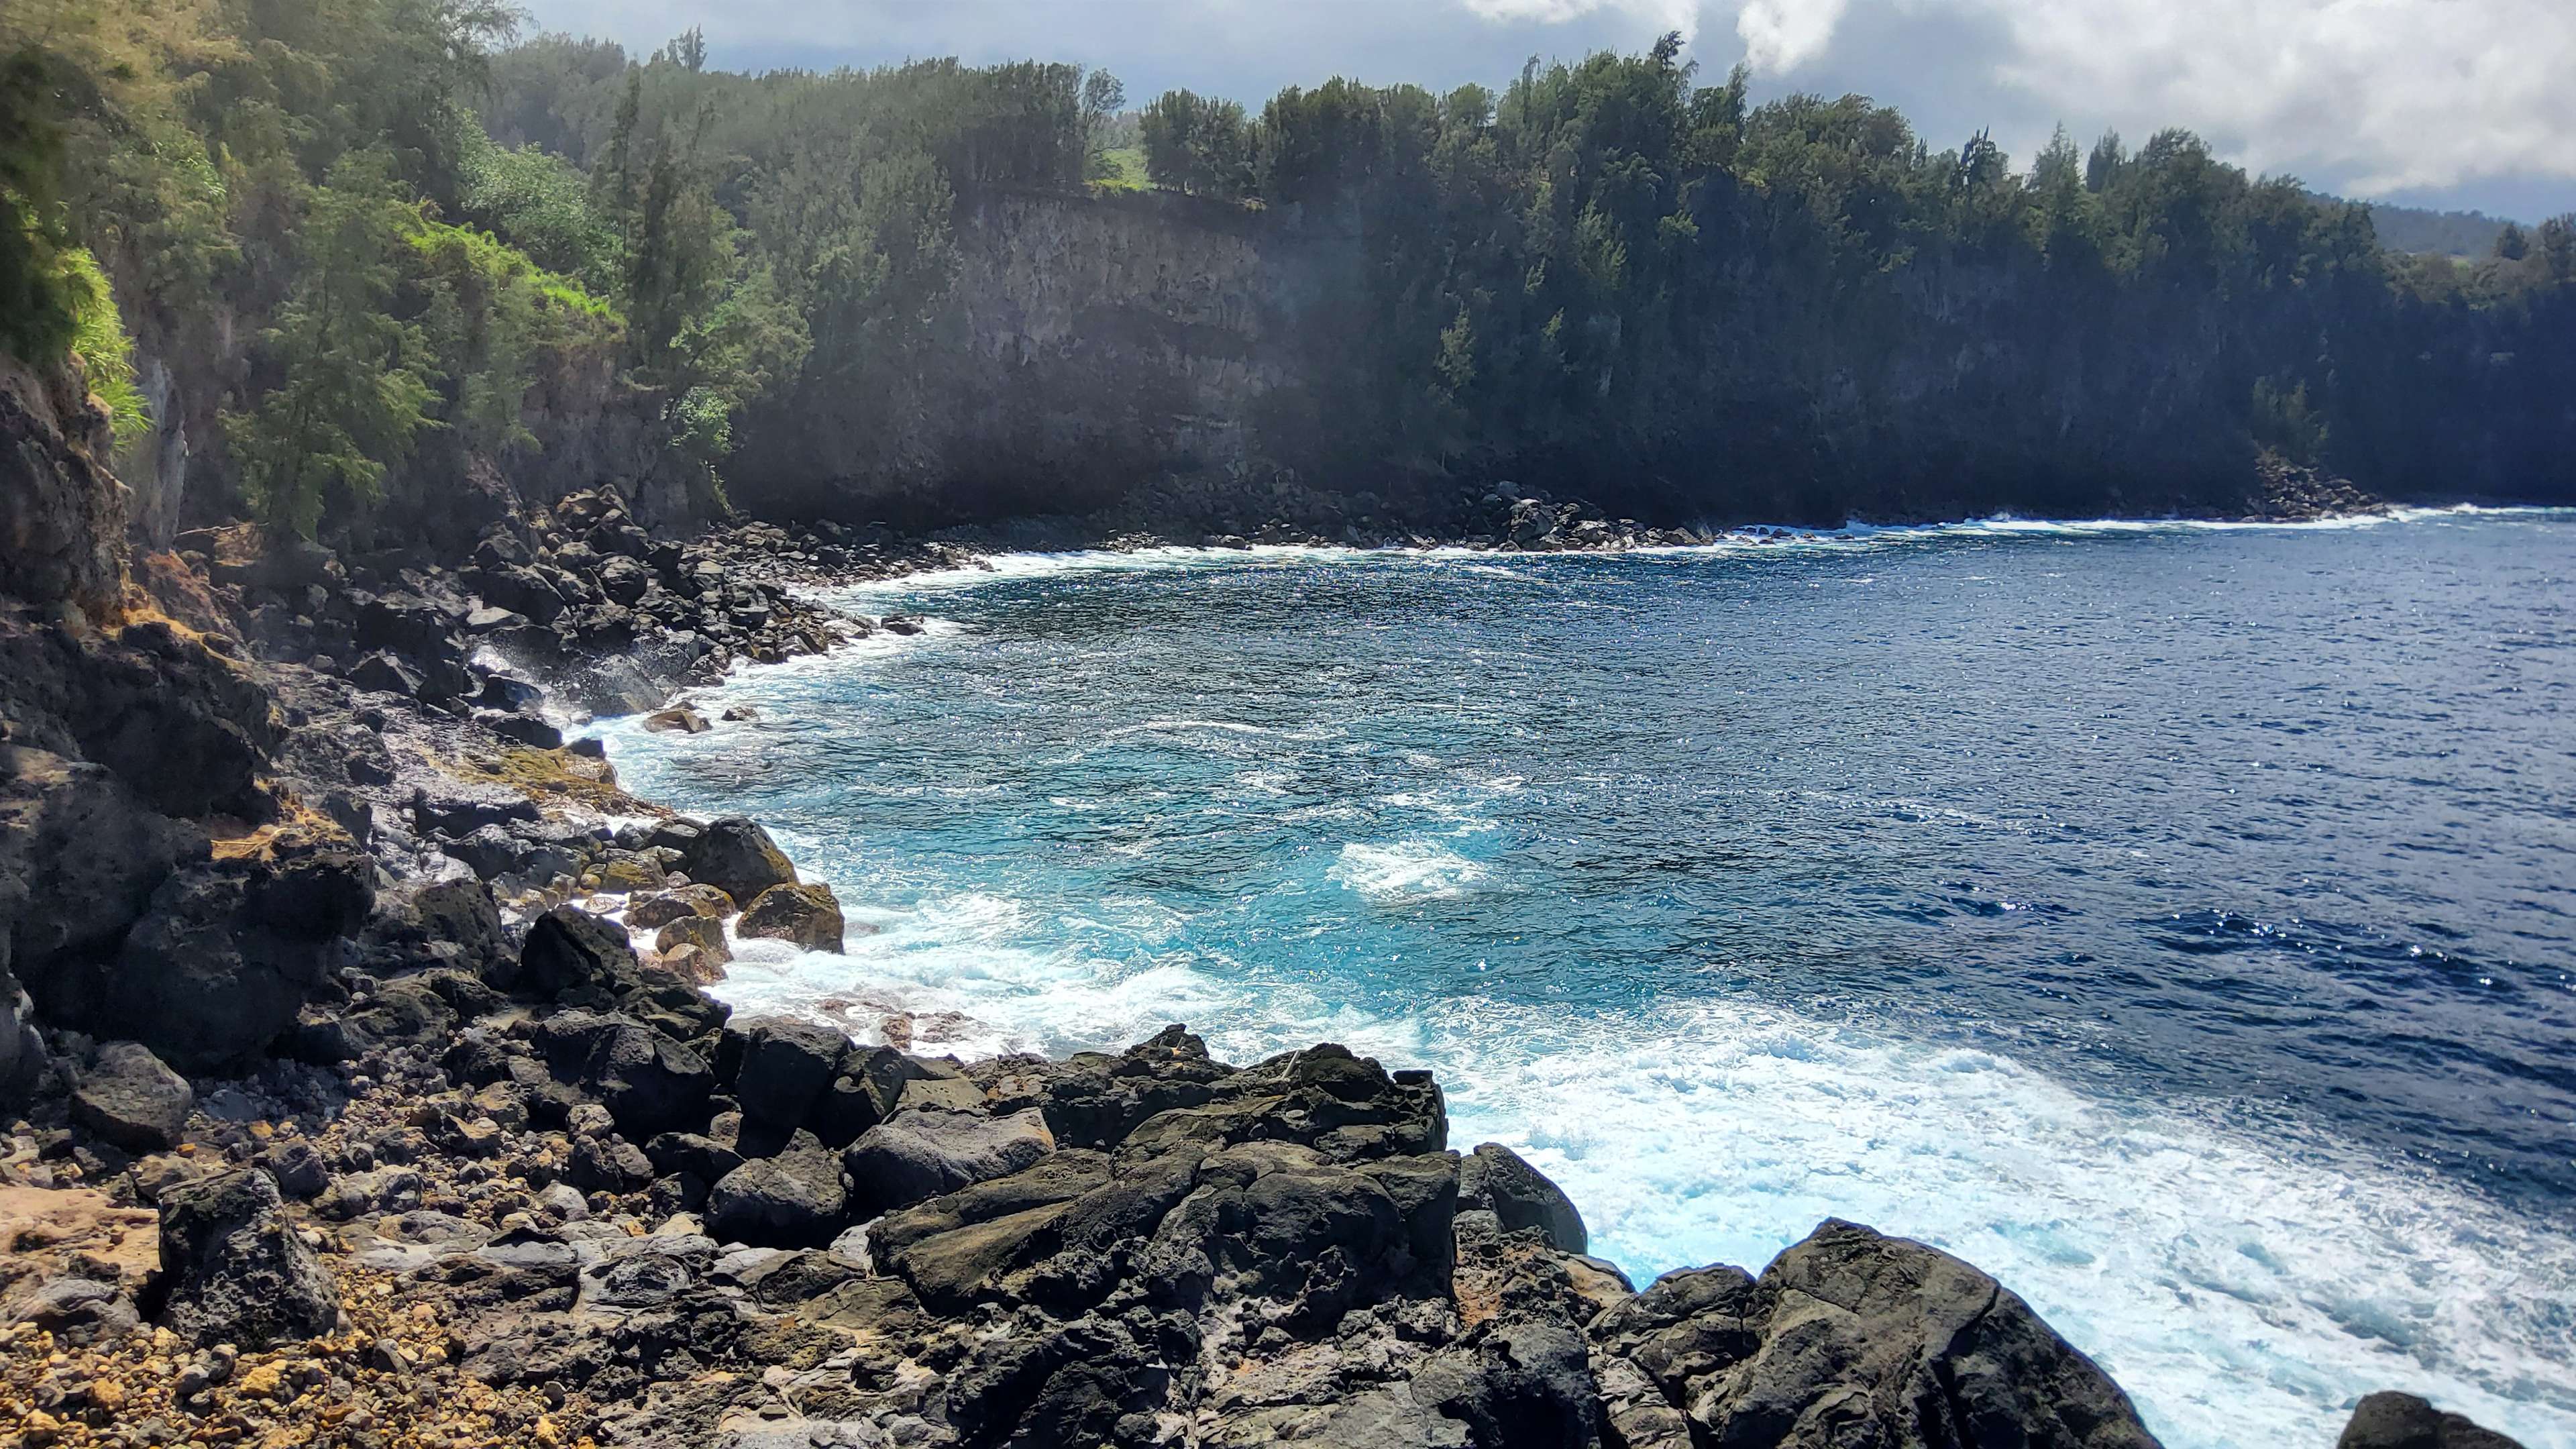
0;362;2511;1449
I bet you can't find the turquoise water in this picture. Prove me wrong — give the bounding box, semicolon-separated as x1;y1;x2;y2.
601;511;2576;1449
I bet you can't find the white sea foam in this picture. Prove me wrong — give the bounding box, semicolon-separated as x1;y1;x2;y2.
711;914;2576;1449
790;506;2576;604
1104;718;1284;739
1328;840;1493;903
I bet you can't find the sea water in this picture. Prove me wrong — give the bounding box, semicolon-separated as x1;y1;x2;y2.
602;509;2576;1448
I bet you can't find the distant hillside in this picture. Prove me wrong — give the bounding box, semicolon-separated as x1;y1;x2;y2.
2317;195;2517;257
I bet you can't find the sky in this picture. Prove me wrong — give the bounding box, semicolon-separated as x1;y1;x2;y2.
515;0;2576;219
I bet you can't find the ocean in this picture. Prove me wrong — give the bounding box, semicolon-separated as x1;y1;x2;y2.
601;508;2576;1448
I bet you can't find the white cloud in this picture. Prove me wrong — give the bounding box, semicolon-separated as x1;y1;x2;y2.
1733;0;1847;69
1680;0;2576;194
1456;0;1707;41
1979;0;2576;193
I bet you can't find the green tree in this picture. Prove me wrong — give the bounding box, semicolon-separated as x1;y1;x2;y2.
221;151;438;539
1140;89;1253;198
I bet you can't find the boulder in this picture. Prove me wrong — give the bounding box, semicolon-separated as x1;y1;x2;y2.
84;849;372;1073
366;876;511;987
706;1131;849;1247
643;1132;745;1187
594;850;665;892
660;943;725;984
596;555;653;606
730;1016;849;1129
627;883;735;929
814;1045;920;1146
844;1107;1055;1217
643;706;710;735
653;912;730;967
411;779;540;836
567;1132;655;1194
156;1169;339;1348
737;881;845;953
0;745;199;991
0;969;42;1099
262;1140;332;1201
537;1012;714;1138
70;1040;194;1152
347;651;424;698
2339;1393;2526;1449
1609;1219;2160;1449
11;1277;141;1346
521;904;641;999
684;816;798;907
1459;1142;1587;1254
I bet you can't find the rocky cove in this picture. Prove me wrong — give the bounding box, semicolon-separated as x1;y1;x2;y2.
0;356;2531;1449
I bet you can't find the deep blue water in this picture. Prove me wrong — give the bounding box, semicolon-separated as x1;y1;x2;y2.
602;511;2576;1449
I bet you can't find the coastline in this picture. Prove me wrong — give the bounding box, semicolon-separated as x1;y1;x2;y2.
0;468;2548;1448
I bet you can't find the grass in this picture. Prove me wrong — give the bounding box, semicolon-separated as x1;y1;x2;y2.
62;247;148;452
1091;146;1151;193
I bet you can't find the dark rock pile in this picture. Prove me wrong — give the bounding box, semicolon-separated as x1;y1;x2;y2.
3;881;2190;1449
174;486;872;722
2250;454;2387;522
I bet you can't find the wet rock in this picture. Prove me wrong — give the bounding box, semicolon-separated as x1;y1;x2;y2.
707;1130;849;1247
2339;1393;2526;1449
1617;1218;2160;1449
653;912;731;967
660;941;725;984
683;816;798;907
844;1107;1055;1217
1458;1142;1587;1254
628;883;735;928
737;881;845;953
643;706;710;734
69;1040;193;1152
156;1168;339;1348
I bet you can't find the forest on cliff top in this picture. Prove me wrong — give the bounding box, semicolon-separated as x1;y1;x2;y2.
4;0;2571;546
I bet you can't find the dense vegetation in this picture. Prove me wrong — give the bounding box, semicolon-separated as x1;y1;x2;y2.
4;3;2571;544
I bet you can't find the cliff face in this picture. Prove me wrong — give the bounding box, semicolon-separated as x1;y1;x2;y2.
0;353;381;1089
0;356;131;620
733;188;1362;528
949;188;1293;480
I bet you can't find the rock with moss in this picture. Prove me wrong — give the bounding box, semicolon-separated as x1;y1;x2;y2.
737;881;845;953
